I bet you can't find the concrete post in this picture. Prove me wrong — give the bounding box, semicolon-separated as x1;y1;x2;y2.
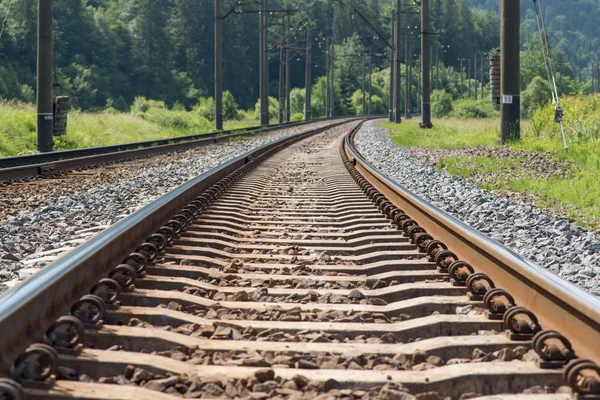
37;0;54;153
215;0;223;130
500;0;521;142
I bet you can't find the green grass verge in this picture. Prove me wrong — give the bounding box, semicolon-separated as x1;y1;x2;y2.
380;118;501;149
382;97;600;229
0;100;260;157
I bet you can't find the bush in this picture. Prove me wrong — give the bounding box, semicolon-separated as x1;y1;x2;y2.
522;76;552;117
130;96;167;115
235;110;251;121
290;88;305;114
291;113;304;122
223;91;239;120
371;95;387;115
529;94;600;143
254;97;280;122
450;99;499;119
431;90;453;118
195;96;216;121
350;90;368;116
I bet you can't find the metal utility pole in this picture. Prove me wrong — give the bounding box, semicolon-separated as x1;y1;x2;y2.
278;22;285;123
421;0;432;127
304;27;312;121
259;0;269;126
37;0;54;153
325;37;330;118
500;0;521;142
436;46;440;90
405;36;410;118
430;46;434;93
417;55;421;115
389;10;395;121
393;0;402;123
481;53;484;99
331;43;335;117
468;58;471;99
474;54;478;100
368;55;373;115
460;58;464;98
215;0;223;130
285;15;291;122
362;51;367;116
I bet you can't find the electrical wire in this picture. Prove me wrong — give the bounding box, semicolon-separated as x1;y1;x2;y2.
532;0;567;149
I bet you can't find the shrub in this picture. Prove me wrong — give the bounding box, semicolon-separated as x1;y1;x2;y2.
254;97;280;122
528;94;600;143
431;90;453;118
365;95;387;115
522;76;552;117
195;96;216;121
223;91;239;120
130;96;167;115
291;113;304;122
450;99;499;119
290;88;305;114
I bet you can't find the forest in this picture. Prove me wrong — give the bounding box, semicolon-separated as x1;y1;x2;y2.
0;0;595;115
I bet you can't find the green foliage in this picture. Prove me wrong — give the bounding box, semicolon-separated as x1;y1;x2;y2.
527;94;600;144
450;99;499;119
290;113;304;122
254;97;280;122
0;0;590;118
350;90;368;116
370;95;387;115
521;77;552;118
195;97;216;121
431;90;454;118
385;95;600;229
0;100;259;157
223;91;239;120
290;89;305;115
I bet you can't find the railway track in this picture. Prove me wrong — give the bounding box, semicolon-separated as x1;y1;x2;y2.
0;119;340;183
1;120;599;399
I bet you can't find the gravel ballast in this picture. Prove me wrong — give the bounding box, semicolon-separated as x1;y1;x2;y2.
0;121;342;294
354;120;600;295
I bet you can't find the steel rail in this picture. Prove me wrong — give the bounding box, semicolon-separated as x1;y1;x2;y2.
344;125;600;365
0;118;348;183
0;120;309;169
0;118;355;373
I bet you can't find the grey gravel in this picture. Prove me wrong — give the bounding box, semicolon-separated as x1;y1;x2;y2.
0;121;338;294
355;120;600;295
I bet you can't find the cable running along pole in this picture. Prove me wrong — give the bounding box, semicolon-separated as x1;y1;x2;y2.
37;0;54;153
532;0;567;149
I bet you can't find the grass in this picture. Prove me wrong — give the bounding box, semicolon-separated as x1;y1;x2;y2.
0;100;260;157
382;95;600;230
380;118;502;149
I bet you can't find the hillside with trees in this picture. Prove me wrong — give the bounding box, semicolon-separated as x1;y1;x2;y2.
0;0;594;115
